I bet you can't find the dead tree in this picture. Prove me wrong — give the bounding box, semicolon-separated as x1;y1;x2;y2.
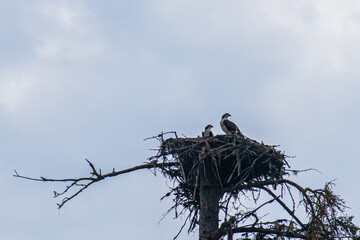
14;132;359;240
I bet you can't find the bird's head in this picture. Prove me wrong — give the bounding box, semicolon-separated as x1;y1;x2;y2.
222;113;231;119
205;124;213;130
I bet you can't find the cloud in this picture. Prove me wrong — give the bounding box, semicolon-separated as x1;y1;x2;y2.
34;2;104;59
0;1;105;114
0;66;43;113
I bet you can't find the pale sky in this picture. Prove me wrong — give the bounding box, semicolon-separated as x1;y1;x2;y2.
1;1;360;239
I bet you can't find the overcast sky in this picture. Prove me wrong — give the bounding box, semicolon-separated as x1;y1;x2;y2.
1;1;360;239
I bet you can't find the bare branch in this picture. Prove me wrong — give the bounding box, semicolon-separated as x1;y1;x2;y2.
260;186;305;229
14;159;179;208
231;226;307;239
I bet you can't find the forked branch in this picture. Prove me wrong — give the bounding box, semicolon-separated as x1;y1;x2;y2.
13;159;178;208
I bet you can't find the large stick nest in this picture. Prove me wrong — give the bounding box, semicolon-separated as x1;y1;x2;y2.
150;133;288;231
162;135;286;187
160;135;286;188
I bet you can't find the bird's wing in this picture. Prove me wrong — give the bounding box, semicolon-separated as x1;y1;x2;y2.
223;119;239;133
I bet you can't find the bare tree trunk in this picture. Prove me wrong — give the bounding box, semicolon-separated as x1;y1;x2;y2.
199;159;219;240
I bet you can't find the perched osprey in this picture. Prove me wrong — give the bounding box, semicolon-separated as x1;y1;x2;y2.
220;113;244;137
202;124;214;137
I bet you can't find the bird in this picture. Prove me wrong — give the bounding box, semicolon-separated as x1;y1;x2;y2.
220;113;244;137
202;124;214;137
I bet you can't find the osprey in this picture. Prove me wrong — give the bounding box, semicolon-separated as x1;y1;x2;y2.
202;124;214;137
220;113;244;137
